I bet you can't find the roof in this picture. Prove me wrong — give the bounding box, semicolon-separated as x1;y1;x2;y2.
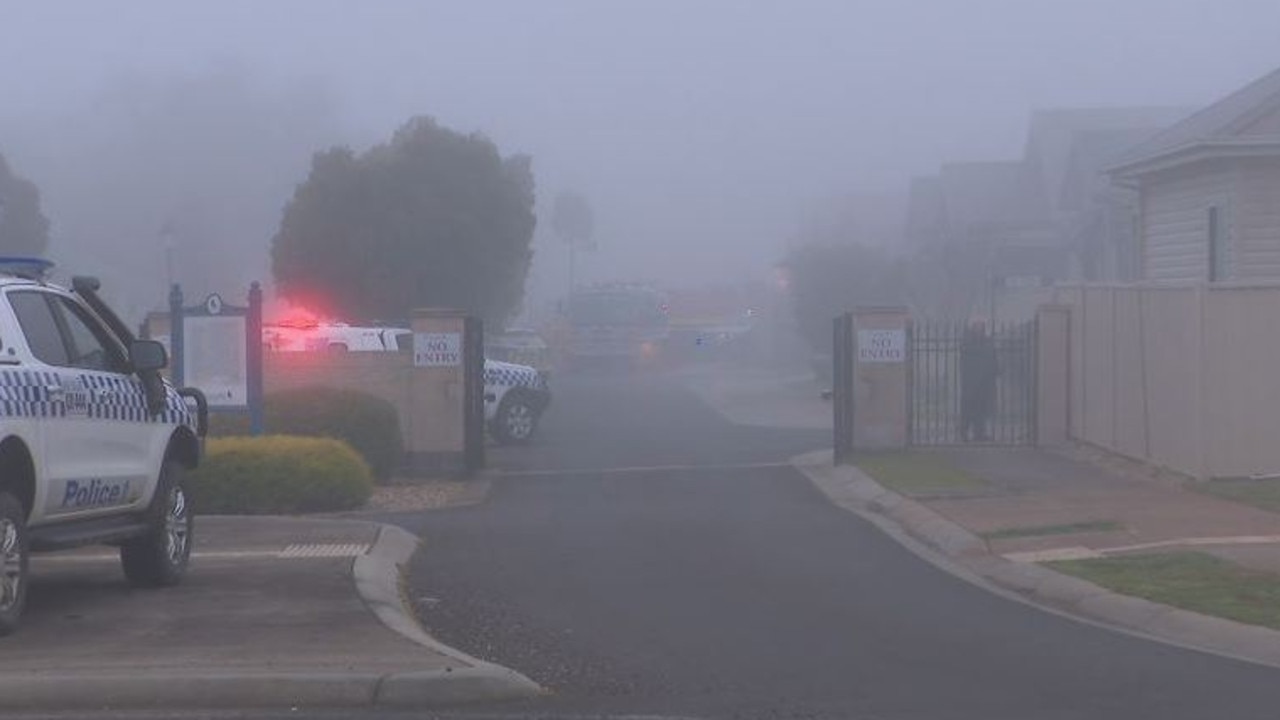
1023;106;1192;208
1110;67;1280;176
1057;128;1155;211
0;277;42;290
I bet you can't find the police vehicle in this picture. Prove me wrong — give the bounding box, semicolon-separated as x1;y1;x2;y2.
265;323;550;445
0;259;207;635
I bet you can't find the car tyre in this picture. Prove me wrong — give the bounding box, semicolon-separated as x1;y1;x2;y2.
0;492;29;636
121;460;192;588
491;392;539;445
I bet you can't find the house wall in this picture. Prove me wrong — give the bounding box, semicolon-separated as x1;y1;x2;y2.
1053;283;1280;479
1139;157;1280;282
1139;163;1234;281
1232;159;1280;279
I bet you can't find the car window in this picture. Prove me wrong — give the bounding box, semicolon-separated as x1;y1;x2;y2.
9;291;70;367
51;297;128;373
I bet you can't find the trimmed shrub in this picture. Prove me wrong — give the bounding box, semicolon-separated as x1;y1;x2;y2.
208;386;403;482
191;435;374;514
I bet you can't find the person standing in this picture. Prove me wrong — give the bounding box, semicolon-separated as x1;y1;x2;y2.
959;321;998;442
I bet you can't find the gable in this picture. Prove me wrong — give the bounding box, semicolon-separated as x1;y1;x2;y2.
1112;67;1280;174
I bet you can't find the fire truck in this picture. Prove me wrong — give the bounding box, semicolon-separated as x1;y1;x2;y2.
563;284;670;368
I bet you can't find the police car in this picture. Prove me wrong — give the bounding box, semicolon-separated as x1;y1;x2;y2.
0;259;207;635
265;323;550;444
481;358;550;444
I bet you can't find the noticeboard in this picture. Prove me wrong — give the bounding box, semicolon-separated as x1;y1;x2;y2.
183;314;248;407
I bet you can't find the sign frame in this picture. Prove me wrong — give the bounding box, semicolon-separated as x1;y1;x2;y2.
167;284;265;434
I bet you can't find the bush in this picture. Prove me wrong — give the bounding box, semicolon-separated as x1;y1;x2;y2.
191;435;374;514
208;386;403;482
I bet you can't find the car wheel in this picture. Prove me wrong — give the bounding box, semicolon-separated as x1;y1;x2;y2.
492;392;539;445
121;460;192;588
0;492;29;636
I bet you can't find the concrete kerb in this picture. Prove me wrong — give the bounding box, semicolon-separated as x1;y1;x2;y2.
791;449;1280;672
0;519;541;712
353;522;544;707
0;672;382;711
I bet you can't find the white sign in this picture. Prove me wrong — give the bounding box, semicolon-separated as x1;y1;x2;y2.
414;332;462;367
857;329;905;363
183;315;248;407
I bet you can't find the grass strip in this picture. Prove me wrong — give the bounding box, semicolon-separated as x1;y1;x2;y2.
1048;551;1280;631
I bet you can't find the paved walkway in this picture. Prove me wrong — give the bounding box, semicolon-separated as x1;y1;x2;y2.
2;517;447;674
0;516;538;710
921;447;1280;570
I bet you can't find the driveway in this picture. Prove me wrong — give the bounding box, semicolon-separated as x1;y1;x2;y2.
388;367;1280;719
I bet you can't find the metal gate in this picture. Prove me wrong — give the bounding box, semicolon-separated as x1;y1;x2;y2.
463;316;486;473
908;319;1037;446
832;313;854;464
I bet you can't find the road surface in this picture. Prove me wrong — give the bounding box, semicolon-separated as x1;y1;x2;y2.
384;369;1280;719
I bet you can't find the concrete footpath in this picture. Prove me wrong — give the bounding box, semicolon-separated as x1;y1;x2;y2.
793;448;1280;670
0;515;540;711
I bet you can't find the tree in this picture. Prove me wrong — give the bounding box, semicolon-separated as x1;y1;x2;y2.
783;242;905;354
271;116;536;323
0;153;50;257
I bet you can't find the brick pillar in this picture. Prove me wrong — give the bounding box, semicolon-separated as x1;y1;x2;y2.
1036;304;1071;447
851;307;910;451
407;309;469;475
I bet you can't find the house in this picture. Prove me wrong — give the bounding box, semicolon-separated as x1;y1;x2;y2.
902;106;1190;318
1109;67;1280;282
903;161;1050;317
1022;107;1191;281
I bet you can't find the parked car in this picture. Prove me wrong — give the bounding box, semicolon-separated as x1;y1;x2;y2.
265;323;550;445
486;327;552;373
0;259;208;635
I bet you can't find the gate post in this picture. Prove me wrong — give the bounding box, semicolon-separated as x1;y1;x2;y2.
851;307;911;451
407;309;471;476
1036;304;1071;447
832;313;854;464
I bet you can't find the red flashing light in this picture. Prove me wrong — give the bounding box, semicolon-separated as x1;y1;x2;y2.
272;310;322;330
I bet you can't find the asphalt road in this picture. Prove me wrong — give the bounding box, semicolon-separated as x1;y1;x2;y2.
384;368;1280;719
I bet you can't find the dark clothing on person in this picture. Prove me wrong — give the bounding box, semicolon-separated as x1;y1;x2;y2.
960;327;997;442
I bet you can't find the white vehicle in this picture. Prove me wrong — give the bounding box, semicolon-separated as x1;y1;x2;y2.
265;323;550;444
0;260;207;635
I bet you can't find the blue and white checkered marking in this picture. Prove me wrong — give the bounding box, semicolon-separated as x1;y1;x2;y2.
0;369;193;427
484;360;545;391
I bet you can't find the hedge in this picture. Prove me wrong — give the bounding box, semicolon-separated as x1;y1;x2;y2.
209;386;403;482
190;435;374;514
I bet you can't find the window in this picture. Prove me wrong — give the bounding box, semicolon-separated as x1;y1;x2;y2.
9;292;70;366
1208;205;1230;282
51;297;127;373
8;292;128;372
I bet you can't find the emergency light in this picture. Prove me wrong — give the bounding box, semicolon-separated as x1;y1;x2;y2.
0;257;54;280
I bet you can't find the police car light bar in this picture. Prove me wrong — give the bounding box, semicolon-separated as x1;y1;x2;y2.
0;257;54;280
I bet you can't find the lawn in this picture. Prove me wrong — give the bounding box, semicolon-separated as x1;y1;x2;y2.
855;452;989;497
1048;551;1280;631
981;520;1123;540
1194;478;1280;514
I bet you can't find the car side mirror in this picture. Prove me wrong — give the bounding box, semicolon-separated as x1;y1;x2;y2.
130;339;168;372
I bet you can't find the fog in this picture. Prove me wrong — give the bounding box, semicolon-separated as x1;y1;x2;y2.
1;0;1277;320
